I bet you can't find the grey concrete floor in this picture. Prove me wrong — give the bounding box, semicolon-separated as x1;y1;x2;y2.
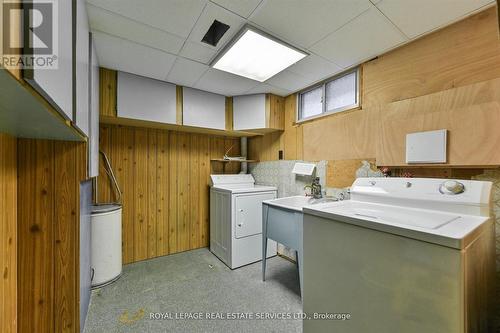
83;248;302;333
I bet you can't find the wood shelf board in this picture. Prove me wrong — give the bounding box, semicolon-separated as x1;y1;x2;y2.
377;164;500;169
100;115;263;138
210;159;258;163
235;127;284;134
0;69;84;141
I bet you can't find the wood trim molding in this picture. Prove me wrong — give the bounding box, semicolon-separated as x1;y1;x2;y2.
176;86;183;125
225;97;233;131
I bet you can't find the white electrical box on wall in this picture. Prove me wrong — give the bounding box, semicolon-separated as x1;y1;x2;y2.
406;129;447;164
292;162;316;176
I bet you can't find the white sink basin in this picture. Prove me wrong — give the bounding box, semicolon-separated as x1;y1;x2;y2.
318;201;461;230
264;195;337;212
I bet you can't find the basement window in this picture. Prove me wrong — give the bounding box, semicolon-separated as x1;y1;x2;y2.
298;68;359;122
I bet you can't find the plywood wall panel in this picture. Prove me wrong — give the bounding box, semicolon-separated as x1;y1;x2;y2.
250;7;500;167
0;133;17;333
378;101;500;166
363;7;500;109
302;108;379;162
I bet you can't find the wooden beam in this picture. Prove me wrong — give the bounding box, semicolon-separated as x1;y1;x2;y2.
225;97;233;131
176;86;183;125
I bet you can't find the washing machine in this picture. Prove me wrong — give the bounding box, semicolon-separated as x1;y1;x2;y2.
210;174;277;269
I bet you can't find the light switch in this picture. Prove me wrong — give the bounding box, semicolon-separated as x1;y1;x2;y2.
406;129;447;164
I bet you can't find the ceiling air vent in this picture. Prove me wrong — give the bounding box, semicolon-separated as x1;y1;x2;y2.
202;20;230;47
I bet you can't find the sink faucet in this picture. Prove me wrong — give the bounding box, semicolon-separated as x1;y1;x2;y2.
304;177;322;199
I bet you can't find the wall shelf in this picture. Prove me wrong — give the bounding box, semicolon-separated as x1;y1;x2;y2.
210;159;258;163
0;68;84;141
100;115;262;138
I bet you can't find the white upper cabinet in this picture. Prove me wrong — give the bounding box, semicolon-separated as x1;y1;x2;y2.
89;35;100;178
233;94;266;130
24;0;73;121
183;87;225;130
117;71;177;124
75;0;90;136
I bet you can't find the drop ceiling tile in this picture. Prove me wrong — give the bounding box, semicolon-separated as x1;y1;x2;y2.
166;57;209;87
87;4;184;54
243;83;292;97
187;2;246;50
93;31;176;80
210;0;262;18
249;0;372;48
179;41;217;64
264;70;313;92
287;54;342;83
86;0;206;37
376;0;494;38
309;7;407;68
194;68;259;95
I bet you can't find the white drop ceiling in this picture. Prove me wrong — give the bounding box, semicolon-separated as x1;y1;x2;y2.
87;0;495;97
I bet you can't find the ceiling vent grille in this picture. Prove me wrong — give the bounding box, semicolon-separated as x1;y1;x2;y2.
202;20;230;47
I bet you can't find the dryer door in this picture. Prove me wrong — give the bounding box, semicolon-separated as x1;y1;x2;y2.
235;192;275;239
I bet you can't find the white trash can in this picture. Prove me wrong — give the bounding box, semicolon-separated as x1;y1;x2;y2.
91;204;122;288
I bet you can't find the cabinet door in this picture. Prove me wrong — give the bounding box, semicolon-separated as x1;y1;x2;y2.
183;87;225;130
88;35;99;178
117;72;176;124
74;0;90;136
233;94;266;130
24;0;73;120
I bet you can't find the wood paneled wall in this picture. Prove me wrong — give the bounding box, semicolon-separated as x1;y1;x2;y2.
362;7;500;108
0;134;17;333
98;124;241;264
17;139;86;333
248;94;301;161
249;7;500;170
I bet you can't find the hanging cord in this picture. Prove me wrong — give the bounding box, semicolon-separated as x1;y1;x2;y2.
97;150;122;205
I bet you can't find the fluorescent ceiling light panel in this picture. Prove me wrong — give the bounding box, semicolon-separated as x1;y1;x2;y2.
211;27;307;82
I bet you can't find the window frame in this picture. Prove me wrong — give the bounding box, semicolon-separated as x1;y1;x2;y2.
297;67;360;123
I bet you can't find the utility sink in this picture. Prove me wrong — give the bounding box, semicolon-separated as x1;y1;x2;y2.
316;201;463;230
263;195;337;212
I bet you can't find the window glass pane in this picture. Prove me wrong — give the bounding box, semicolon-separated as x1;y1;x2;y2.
300;87;322;120
325;71;357;112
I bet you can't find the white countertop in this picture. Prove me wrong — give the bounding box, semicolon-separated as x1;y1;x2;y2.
263;195;338;212
303;200;490;249
211;184;277;194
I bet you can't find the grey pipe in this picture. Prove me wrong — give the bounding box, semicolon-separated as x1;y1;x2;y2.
240;137;248;174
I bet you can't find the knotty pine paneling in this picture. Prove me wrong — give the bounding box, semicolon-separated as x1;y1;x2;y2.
17;139;86;333
98;125;240;264
0;133;17;333
99;68;117;117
